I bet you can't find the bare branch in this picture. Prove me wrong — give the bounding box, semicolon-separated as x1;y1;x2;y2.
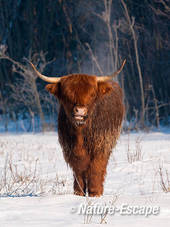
85;43;104;74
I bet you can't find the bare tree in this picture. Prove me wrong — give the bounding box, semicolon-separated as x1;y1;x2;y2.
0;90;9;132
121;0;145;128
0;47;55;131
81;0;121;75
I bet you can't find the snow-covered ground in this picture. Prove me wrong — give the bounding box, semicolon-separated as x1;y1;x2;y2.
0;131;170;226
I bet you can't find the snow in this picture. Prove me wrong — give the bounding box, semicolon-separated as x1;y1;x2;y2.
0;131;170;226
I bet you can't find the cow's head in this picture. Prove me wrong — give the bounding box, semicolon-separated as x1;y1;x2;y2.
26;60;125;128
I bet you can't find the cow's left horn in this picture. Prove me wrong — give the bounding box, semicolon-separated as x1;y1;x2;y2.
25;59;61;83
97;59;126;82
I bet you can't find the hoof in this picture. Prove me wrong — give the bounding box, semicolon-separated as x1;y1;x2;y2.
74;191;85;196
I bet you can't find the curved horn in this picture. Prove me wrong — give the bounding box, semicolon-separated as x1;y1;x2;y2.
25;59;61;83
97;59;126;82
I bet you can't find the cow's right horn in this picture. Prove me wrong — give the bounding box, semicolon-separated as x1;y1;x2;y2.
25;59;61;83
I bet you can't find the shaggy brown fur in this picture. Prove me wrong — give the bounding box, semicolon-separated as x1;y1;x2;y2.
46;74;124;197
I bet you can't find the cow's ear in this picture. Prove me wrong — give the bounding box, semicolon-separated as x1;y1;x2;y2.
45;83;60;97
97;81;113;96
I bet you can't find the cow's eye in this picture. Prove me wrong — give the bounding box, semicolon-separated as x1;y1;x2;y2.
90;93;96;98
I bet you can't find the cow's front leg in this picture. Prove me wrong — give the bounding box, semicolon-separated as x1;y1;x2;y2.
73;171;86;196
71;153;90;196
87;157;108;197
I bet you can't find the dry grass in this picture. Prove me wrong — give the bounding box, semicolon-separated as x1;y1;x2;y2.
83;194;119;224
99;195;118;224
159;166;170;193
0;139;71;197
127;135;143;164
0;153;39;196
0;155;69;197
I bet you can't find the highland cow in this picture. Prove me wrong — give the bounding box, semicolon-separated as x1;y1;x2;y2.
27;60;126;197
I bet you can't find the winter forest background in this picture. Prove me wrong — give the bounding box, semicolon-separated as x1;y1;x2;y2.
0;0;169;132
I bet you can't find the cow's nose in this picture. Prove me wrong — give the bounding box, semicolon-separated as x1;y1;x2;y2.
73;106;87;116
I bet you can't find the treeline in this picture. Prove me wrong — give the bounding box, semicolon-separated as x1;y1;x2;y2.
0;0;169;131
